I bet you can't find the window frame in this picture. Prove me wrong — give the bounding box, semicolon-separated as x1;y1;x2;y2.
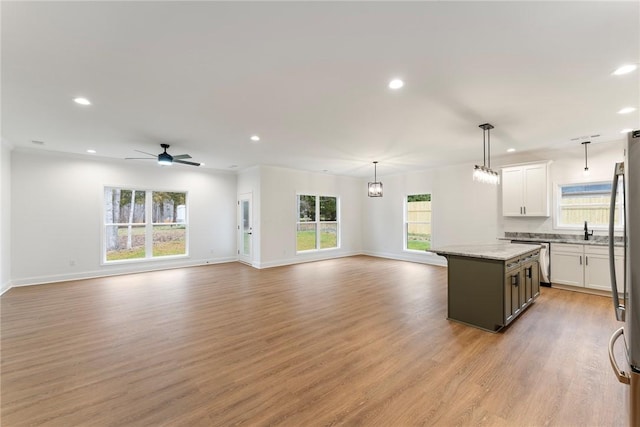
102;187;190;264
404;193;432;253
295;193;340;253
554;181;623;231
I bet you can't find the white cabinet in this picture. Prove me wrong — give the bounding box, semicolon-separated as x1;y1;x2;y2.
550;244;584;287
584;246;624;292
501;162;550;217
550;243;624;292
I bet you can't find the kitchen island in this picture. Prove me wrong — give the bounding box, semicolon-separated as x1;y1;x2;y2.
432;243;541;332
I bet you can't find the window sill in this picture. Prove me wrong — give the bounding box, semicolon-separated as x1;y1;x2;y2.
296;247;340;254
102;254;189;266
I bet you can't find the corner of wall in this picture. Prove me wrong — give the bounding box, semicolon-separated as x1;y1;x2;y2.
1;139;13;295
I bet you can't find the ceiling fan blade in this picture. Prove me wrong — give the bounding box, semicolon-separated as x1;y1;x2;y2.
125;157;155;160
133;149;157;157
174;159;202;167
173;154;192;160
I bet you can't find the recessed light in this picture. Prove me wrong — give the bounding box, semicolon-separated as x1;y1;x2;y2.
250;135;260;142
613;64;637;75
388;79;404;89
86;149;96;154
73;97;91;106
618;107;636;114
621;128;634;134
506;148;516;153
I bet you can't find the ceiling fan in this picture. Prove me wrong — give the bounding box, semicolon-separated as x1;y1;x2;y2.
126;144;202;167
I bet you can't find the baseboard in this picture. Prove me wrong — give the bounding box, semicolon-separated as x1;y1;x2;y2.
255;251;363;269
7;252;447;288
361;250;448;267
10;256;237;287
1;282;12;296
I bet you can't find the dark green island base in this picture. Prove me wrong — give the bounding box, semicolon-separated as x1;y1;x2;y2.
432;243;541;333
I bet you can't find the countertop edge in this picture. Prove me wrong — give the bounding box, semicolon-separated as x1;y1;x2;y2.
432;243;541;261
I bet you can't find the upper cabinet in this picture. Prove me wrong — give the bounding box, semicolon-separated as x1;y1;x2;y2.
502;162;550;217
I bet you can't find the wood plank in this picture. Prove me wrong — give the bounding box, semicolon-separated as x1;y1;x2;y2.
0;256;628;426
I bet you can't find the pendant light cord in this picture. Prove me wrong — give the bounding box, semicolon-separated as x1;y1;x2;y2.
487;127;491;169
483;129;487;168
582;141;590;170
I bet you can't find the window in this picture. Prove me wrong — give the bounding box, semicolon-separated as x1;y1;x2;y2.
405;194;432;251
104;188;188;262
556;182;622;229
296;194;339;251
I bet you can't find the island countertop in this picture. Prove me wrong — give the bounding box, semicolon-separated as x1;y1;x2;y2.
431;242;542;261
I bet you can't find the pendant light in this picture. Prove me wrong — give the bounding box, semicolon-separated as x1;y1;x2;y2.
582;141;591;176
473;123;500;185
368;161;383;197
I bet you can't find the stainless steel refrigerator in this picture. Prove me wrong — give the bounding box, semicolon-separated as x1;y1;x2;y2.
609;129;639;425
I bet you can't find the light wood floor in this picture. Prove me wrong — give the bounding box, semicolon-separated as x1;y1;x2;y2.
1;256;628;426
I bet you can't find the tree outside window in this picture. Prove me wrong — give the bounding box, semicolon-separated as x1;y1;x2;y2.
104;188;187;262
297;194;339;251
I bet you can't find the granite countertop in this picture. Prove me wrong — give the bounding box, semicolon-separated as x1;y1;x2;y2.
431;242;541;261
501;232;624;246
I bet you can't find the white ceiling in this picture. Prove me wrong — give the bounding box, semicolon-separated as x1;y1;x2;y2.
2;1;639;177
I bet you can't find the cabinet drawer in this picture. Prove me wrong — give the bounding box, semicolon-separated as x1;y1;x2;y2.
551;243;583;254
585;245;623;257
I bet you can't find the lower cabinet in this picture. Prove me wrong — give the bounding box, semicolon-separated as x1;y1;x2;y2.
550;243;624;291
446;248;541;332
504;254;540;326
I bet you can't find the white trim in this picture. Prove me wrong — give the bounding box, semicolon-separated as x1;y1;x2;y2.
361;250;447;267
295;193;340;253
1;282;12;296
404;193;433;252
553;180;623;231
254;251;361;269
102;187;190;264
10;256;236;287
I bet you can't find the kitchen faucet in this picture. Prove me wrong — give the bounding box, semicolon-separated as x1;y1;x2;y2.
584;221;594;240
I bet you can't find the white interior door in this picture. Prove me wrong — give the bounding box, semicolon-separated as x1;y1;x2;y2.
238;193;252;264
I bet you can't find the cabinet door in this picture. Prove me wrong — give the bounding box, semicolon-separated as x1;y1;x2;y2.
584;253;624;292
550;251;584;286
522;164;548;216
523;262;540;305
505;269;522;324
502;167;524;216
531;260;540;299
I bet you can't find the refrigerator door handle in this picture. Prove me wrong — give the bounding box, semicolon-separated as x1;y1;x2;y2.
609;162;625;322
608;327;631;385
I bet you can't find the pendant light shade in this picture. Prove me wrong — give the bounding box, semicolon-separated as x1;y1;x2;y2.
368;161;383;197
473;123;499;185
582;141;591;176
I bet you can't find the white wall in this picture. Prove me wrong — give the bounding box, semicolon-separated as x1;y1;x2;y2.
363;162;499;265
497;139;625;235
257;166;363;268
10;150;237;286
5;138;624;288
1;140;12;293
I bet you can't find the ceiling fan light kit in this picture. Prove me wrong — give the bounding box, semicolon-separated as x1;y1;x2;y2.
126;143;202;167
